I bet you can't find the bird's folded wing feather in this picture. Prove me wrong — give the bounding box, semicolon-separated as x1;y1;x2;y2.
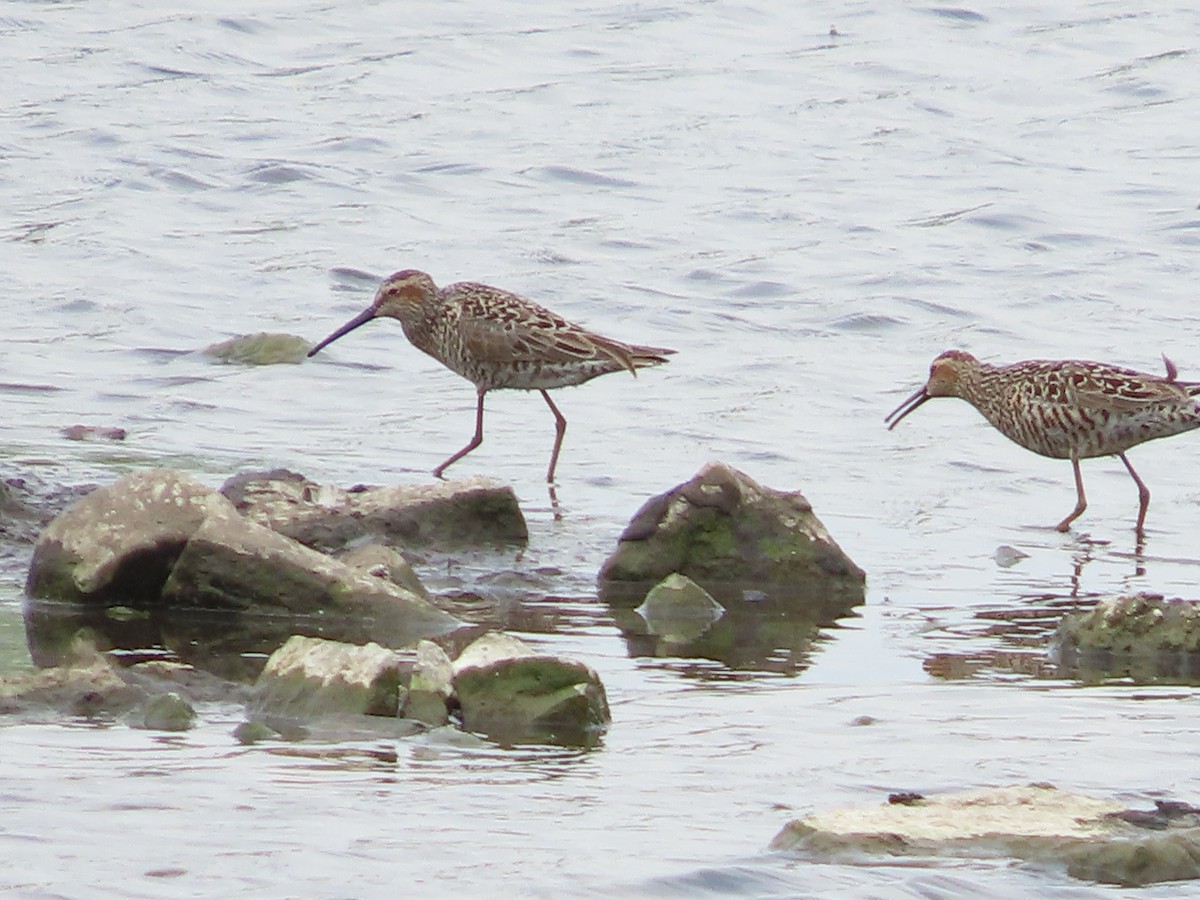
1069;378;1193;412
459;308;633;372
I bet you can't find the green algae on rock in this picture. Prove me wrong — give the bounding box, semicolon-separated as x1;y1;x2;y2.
598;462;864;617
451;631;610;747
203;332;313;365
1053;593;1200;682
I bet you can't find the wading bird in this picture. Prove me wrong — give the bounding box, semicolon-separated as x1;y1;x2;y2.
308;269;674;482
886;349;1200;535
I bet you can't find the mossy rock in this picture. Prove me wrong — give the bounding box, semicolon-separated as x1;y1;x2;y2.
599;462;864;618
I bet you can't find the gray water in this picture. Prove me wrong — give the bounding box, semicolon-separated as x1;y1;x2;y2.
3;1;1200;896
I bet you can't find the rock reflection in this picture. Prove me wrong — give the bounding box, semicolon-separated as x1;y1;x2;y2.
612;598;835;677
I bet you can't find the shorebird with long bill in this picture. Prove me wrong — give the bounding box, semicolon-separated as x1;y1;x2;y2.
308;269;674;482
886;349;1200;535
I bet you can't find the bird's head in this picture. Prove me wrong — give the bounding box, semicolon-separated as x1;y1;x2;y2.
885;349;978;429
307;269;437;357
371;269;438;323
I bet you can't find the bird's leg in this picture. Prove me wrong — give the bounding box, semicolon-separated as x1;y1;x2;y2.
433;389;487;479
1118;451;1151;536
540;389;568;483
1055;454;1088;532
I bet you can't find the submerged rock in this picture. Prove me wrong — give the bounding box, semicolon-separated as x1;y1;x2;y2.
1053;593;1200;682
221;469;528;550
249;635;403;719
25;468;234;606
0;638;142;717
60;425;127;442
598;462;865;616
635;573;724;643
131;691;196;731
0;475;98;549
203;332;312;365
771;784;1200;887
451;632;610;746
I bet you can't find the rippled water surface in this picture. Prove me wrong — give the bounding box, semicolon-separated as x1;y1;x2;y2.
4;1;1200;896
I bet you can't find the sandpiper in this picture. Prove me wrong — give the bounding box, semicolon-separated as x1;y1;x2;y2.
308;269;674;482
886;349;1200;534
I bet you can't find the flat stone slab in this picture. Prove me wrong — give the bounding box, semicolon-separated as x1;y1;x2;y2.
772;784;1200;887
221;470;528;550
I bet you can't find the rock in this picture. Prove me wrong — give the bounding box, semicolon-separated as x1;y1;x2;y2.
451;632;609;746
203;332;312;365
1053;593;1200;681
401;639;454;726
124;660;251;705
598;463;865;616
993;544;1029;568
249;635;403;719
339;543;431;601
160;503;460;650
0;475;97;549
233;720;283;744
635;573;724;643
220;469;527;550
25;468;234;606
0;638;142;717
770;784;1200;887
60;425;127;442
131;692;196;731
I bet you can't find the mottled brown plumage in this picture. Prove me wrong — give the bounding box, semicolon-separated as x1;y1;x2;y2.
886;349;1200;534
308;269;674;481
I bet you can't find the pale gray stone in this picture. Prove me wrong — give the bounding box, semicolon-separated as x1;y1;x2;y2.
221;470;527;550
249;635;403;719
771;784;1200;888
25;468;235;605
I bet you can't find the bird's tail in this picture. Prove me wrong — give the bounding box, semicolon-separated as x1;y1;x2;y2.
591;336;675;376
628;343;676;368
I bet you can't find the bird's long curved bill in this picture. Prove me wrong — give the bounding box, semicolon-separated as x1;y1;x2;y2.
307;307;376;357
884;387;930;430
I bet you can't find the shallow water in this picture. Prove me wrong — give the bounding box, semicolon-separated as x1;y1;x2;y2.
4;1;1200;896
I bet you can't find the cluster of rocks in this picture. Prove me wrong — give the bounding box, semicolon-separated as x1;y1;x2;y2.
4;461;873;746
12;454;1200;885
12;467;608;745
600;463;865;671
246;630;609;746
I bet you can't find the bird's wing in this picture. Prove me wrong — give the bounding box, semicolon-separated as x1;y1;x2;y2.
1062;364;1194;412
452;285;635;372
